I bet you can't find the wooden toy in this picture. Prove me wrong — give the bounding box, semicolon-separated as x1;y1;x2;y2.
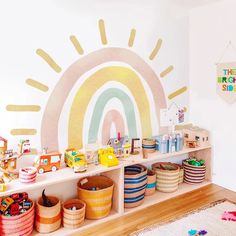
107;133;131;158
0;137;7;155
34;150;62;174
130;138;140;155
183;127;210;147
84;143;99;164
98;146;119;167
64;148;88;173
18;139;30;154
186;140;198;148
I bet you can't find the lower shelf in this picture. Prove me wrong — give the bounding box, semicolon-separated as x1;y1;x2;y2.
33;181;211;236
124;181;211;215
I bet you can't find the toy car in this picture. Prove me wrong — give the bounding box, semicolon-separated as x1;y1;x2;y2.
10;192;28;203
10;203;20;216
64;148;88;173
0;197;14;213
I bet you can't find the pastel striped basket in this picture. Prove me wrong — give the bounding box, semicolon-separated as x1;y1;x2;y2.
35;196;61;233
176;164;184;184
124;164;147;208
142;139;156;153
77;176;114;220
63;199;86;229
152;162;180;193
145;169;156;196
183;161;206;184
0;200;35;236
19;167;37;183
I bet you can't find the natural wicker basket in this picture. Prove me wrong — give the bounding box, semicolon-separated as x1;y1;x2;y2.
142;138;156;153
152;162;180;193
77;176;114;220
0;200;35;236
63;199;86;229
124;164;147;208
145;169;156;196
35;196;61;233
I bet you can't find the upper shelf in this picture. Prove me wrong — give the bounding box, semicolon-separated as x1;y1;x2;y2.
0;145;211;197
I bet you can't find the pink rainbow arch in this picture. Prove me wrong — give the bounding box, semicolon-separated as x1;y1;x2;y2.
41;47;167;151
101;110;125;145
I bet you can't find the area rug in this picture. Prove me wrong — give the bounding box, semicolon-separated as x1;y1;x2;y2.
131;199;236;236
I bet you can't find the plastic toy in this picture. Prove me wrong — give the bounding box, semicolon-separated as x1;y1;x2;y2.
188;229;207;235
183;127;210;147
222;211;236;221
10;203;20;216
107;133;131;158
0;197;14;213
98;147;119;167
34;150;62;174
64;148;88;173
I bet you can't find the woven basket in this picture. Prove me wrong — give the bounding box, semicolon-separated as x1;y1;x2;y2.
142;139;156;153
35;196;61;233
183;161;206;184
63;199;86;229
152;162;180;193
145;169;156;196
0;200;34;236
124;164;147;208
175;164;184;184
77;176;114;220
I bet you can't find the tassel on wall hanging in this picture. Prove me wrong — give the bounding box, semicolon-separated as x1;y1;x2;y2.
216;41;236;103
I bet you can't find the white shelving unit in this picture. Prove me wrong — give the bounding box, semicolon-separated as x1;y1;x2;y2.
1;145;212;236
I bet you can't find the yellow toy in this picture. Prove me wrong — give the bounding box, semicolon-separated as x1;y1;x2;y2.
64;148;88;173
98;147;119;167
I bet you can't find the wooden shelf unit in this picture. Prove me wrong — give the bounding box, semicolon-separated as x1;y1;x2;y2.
1;145;212;236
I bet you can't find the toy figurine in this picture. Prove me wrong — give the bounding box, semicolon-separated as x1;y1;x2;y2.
34;149;62;174
64;148;88;173
107;133;131;158
98;146;119;167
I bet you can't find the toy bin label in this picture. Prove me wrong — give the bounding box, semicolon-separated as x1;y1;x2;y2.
217;62;236;104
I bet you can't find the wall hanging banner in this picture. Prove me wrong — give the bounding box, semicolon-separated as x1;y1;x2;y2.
216;62;236;104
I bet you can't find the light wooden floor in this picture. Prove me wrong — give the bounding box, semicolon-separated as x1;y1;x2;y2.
77;184;236;236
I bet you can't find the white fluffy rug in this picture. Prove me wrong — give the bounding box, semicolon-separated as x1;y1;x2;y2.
131;200;236;236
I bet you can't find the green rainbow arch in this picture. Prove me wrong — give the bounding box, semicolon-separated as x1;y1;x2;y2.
88;88;138;143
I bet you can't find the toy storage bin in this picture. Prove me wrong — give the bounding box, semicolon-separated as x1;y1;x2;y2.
77;176;114;220
145;169;156;196
152;162;180;193
183;161;206;184
142;139;156;153
0;200;35;236
62;199;86;229
176;164;184;184
35;196;61;233
124;164;147;208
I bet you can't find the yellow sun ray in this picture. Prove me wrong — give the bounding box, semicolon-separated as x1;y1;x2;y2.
6;105;41;112
36;49;62;73
128;29;136;47
149;39;162;60
70;35;84;55
98;19;107;45
168;86;188;100
11;129;37;135
26;79;49;92
160;65;174;78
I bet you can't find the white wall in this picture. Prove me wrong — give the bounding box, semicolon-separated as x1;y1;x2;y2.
0;0;189;151
189;0;236;191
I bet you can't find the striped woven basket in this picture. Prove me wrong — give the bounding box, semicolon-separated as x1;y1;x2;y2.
152;162;180;193
145;169;156;196
183;161;206;184
0;200;34;236
142;139;156;153
77;176;114;219
124;164;147;208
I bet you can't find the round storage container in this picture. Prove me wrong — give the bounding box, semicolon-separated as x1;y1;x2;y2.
142;139;156;153
124;164;147;208
176;164;184;184
152;162;180;193
183;161;206;184
0;200;34;236
63;199;86;229
145;169;156;196
35;196;61;233
77;176;114;220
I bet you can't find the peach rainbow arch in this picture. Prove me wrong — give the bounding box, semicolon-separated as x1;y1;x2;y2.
101;110;125;145
41;47;166;151
69;66;151;148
